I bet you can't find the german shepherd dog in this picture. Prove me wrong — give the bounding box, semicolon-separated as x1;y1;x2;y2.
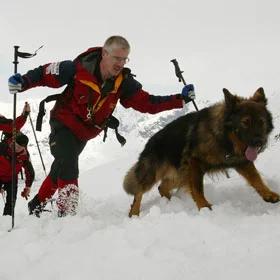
123;88;280;217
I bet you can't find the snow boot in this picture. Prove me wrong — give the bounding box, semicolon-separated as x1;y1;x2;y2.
56;180;79;217
3;204;15;216
28;194;46;218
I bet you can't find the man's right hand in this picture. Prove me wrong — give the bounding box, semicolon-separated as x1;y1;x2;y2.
8;73;24;94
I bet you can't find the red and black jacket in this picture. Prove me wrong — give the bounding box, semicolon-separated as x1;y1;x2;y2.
21;47;184;141
0;142;35;188
0;114;27;134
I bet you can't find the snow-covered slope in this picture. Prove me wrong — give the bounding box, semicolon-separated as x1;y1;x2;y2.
1;90;280;280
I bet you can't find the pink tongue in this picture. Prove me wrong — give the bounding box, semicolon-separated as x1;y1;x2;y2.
245;146;258;161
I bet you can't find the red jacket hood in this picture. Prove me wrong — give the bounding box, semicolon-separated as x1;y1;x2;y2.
75;47;102;60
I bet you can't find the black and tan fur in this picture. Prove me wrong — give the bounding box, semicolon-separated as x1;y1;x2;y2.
123;88;280;217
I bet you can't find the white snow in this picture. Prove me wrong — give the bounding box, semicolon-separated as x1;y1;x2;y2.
0;91;280;280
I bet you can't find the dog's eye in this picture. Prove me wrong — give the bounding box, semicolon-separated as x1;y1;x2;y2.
241;117;251;128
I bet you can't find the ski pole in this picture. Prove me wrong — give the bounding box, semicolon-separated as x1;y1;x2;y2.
170;58;199;111
10;46;19;231
9;45;43;232
28;113;47;176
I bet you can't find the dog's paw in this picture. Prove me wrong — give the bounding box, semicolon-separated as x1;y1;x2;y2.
263;191;280;203
198;201;213;210
129;208;140;218
158;186;171;200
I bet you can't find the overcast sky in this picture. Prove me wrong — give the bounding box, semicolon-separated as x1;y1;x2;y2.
1;0;280;105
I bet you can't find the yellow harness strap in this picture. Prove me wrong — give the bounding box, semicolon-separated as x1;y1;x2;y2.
79;73;123;114
79;80;101;94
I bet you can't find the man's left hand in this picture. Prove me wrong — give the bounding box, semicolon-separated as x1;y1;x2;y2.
181;84;195;103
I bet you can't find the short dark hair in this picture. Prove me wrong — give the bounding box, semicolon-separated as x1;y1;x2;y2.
16;133;29;147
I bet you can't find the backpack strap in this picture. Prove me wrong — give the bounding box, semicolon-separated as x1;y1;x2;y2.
102;115;126;146
36;94;62;131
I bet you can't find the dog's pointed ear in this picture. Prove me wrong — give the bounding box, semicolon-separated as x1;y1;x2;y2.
251;87;267;105
223;88;238;110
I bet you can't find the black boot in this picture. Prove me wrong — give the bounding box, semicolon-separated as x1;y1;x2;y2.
28;194;46;218
3;204;14;216
2;182;17;216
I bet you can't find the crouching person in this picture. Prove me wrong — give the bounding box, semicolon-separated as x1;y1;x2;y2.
0;133;35;216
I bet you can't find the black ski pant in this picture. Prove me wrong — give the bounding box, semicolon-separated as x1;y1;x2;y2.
48;119;87;183
1;181;18;216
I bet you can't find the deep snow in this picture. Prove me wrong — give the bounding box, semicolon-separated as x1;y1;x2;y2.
1;90;280;280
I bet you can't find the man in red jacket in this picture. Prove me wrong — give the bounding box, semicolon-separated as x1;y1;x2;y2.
8;35;196;217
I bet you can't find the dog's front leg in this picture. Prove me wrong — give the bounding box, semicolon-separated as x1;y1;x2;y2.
129;193;143;217
235;163;280;203
188;158;212;210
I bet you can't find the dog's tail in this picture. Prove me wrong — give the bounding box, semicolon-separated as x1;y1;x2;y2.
123;157;157;195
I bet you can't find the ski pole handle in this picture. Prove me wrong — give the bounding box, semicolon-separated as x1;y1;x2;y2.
170;59;187;85
170;58;199;111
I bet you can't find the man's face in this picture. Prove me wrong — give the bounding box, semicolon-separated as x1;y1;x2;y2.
102;47;129;78
14;142;25;153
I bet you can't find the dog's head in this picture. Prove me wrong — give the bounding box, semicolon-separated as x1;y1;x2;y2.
223;87;273;161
